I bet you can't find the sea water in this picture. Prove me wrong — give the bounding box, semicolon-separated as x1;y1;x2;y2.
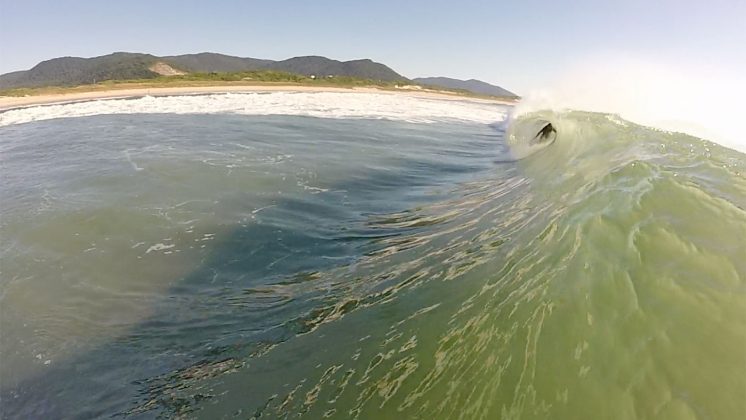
0;93;744;419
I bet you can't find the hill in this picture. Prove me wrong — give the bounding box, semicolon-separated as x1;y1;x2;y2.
263;56;403;80
1;52;161;89
413;77;519;98
0;52;407;89
0;53;520;99
161;53;272;73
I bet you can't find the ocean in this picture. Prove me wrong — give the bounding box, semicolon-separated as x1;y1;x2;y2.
0;92;744;419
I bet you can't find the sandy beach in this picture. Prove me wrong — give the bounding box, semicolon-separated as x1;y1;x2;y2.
0;85;515;111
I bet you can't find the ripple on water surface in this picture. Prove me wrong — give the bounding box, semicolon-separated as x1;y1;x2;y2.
1;100;745;419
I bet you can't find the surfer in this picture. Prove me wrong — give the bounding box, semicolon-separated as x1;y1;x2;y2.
534;122;556;143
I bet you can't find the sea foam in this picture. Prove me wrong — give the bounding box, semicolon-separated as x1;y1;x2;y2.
0;92;508;127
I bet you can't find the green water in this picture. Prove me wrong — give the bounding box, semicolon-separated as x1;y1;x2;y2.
1;106;745;419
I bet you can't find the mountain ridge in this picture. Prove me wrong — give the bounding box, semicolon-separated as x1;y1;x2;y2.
0;52;519;99
0;52;406;89
413;76;519;98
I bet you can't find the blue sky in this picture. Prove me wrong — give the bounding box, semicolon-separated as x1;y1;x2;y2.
1;0;743;94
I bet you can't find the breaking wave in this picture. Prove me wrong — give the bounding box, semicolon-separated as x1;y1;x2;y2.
1;94;744;419
0;91;507;126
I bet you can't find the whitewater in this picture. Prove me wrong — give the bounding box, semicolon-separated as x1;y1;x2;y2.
1;91;744;419
0;92;505;126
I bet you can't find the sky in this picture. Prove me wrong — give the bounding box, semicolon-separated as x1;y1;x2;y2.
1;0;745;148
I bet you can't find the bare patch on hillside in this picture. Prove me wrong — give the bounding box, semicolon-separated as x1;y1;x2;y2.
149;62;187;76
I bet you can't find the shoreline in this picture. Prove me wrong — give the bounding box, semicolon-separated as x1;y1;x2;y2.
0;85;517;111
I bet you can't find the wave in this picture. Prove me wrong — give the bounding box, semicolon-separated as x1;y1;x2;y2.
2;96;745;418
167;110;745;419
503;111;558;160
109;111;746;418
0;92;508;126
512;52;746;154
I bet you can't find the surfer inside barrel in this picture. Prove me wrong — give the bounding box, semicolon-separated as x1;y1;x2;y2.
533;122;556;144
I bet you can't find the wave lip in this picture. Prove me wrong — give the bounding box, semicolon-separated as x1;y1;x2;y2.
505;112;558;159
0;92;509;126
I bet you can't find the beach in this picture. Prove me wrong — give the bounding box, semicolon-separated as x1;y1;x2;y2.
0;84;515;111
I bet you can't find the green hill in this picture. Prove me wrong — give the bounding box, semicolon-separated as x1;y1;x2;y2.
413;77;519;98
0;52;408;89
264;56;403;80
2;52;160;88
161;53;272;73
0;53;520;99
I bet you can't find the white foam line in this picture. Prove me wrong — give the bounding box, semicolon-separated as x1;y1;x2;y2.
0;92;509;127
252;204;276;214
122;149;144;171
145;243;175;254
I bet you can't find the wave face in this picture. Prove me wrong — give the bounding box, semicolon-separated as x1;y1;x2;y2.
1;95;745;419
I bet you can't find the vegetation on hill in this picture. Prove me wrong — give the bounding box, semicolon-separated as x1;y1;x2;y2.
413;77;519;98
161;53;272;73
120;70;410;87
263;56;403;81
3;53;161;88
160;70;407;86
0;70;413;97
0;52;408;90
0;52;520;101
